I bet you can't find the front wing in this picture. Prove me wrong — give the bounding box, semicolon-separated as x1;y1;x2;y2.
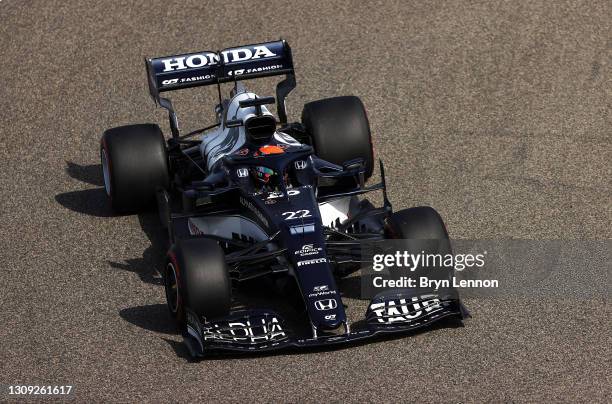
183;291;470;357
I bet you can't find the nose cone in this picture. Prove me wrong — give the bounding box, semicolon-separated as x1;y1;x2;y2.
317;315;344;331
309;296;346;331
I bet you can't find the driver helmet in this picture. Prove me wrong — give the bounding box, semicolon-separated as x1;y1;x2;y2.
252;166;276;184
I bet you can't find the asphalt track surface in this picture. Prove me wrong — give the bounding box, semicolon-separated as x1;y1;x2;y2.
1;0;610;402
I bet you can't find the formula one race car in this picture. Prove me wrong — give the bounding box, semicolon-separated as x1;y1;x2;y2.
101;40;468;356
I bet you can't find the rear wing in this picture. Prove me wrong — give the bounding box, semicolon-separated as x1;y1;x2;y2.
145;40;296;131
145;40;293;95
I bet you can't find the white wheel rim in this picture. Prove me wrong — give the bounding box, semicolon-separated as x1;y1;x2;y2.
101;148;111;196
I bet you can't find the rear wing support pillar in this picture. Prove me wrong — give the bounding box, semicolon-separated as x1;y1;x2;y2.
158;97;179;139
276;73;296;124
145;58;180;139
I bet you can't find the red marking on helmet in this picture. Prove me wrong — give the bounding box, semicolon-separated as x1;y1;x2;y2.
259;145;284;155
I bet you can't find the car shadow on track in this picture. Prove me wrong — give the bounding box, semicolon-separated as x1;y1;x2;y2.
58;162;185;351
56;161;168;285
119;305;194;360
65;161;105;186
106;212;167;286
55;188;115;217
119;304;176;334
55;162;114;217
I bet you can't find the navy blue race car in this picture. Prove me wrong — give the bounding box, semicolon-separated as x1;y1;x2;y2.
100;40;468;356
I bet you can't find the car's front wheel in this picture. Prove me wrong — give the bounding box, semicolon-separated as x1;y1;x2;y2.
165;238;231;329
385;206;452;267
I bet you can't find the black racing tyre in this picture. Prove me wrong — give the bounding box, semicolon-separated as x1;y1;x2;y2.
385;207;454;296
385;206;451;255
301;96;374;180
100;124;169;213
165;238;231;326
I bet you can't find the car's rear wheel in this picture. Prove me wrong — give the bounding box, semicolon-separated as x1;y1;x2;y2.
301;96;374;180
100;124;169;213
165;238;231;328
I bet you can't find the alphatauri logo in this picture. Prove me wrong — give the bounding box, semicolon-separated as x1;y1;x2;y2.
161;45;277;72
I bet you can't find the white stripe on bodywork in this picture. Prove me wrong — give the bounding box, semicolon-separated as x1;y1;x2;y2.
318;197;351;227
187;215;268;241
200;90;300;170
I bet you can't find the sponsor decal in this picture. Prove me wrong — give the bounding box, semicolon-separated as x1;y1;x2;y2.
201;317;286;343
324;314;337;320
295;244;323;257
314;299;337;311
161;45;277;72
308;289;337;298
308;285;337;298
368;296;442;324
237;168;248;178
161;75;216;86
182;75;214;82
228;69;244;76
240;196;269;227
267;191;284;199
228;64;282;75
294;160;307;170
263;187;299;199
297;257;327;267
235;148;250;156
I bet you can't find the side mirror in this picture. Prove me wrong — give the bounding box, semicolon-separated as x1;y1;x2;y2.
342;158;364;171
342;158;365;188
